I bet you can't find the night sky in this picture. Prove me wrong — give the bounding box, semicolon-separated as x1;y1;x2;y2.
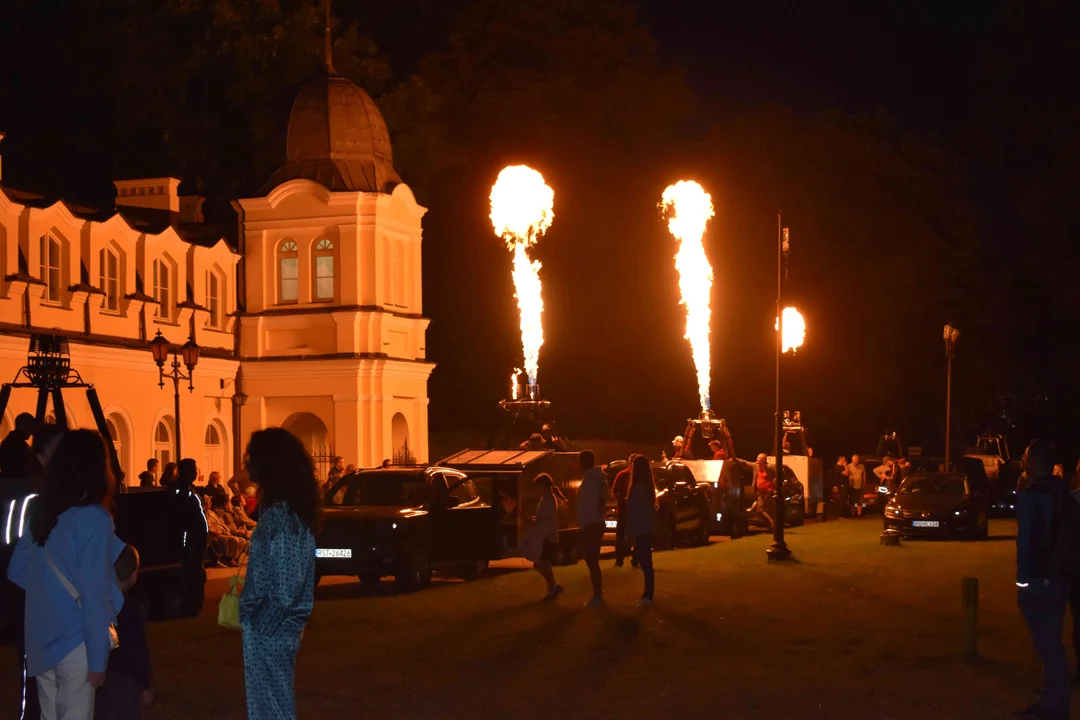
1;0;1076;464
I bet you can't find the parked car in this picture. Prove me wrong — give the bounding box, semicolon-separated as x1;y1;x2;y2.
882;471;990;540
864;456;987;513
602;461;713;550
694;458;750;538
991;472;1019;517
316;467;497;592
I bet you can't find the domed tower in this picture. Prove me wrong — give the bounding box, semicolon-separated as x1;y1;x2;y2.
261;57;401;194
235;4;433;470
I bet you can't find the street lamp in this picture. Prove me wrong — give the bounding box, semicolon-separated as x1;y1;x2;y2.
223;379;248;475
150;330;200;463
943;323;960;471
767;216;796;563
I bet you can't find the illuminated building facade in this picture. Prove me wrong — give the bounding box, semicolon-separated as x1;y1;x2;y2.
0;65;433;482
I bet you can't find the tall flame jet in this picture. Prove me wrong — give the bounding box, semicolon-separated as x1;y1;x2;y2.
490;166;554;397
661;181;716;412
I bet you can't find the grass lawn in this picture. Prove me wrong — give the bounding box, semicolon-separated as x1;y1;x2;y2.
1;517;1071;719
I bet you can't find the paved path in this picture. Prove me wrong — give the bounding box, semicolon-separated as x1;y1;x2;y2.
2;517;1067;719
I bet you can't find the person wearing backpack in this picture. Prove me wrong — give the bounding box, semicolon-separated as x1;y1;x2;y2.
1015;439;1070;720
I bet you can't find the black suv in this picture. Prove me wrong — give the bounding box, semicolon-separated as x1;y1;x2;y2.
317;467;497;592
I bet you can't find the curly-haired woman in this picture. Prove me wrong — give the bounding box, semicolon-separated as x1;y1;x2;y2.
239;428;319;720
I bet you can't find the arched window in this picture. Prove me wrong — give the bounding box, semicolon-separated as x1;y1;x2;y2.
105;417;122;464
204;423;224;477
153;418;173;466
278;240;299;303
394;240;406;307
99;247;120;312
153;258;172;319
105;413;131;483
205;270;221;328
313;238;334;301
39;234;62;303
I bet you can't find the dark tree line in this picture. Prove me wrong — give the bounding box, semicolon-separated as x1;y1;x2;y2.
0;0;1074;457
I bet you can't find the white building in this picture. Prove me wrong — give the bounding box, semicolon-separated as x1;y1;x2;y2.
0;62;433;484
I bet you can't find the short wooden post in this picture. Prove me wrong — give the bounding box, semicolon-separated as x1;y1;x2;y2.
962;577;979;661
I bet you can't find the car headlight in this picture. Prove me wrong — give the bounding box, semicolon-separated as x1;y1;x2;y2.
954;509;968;517
878;485;889;494
884;506;900;519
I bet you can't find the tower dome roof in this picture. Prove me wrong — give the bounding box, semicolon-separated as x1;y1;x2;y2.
263;71;401;194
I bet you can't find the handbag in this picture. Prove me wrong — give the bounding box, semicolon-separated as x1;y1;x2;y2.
217;553;247;630
45;547;119;651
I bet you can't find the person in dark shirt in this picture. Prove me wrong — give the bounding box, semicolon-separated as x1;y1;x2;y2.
0;430;34;481
670;436;694;460
1015;439;1069;720
3;413;39;458
541;424;566;452
828;456;849;518
97;544;153;719
202;471;228;504
160;462;178;487
137;458;159;488
169;459;207;615
520;433;545;451
1;430;40;720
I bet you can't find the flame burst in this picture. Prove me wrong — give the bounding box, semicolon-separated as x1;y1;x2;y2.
775;306;806;353
510;368;522;400
661;181;716;412
490;166;554;392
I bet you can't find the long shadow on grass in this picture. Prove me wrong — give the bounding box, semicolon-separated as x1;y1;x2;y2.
429;604;689;712
313;567;525;602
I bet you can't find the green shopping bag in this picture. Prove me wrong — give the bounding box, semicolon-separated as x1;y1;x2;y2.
218;572;243;630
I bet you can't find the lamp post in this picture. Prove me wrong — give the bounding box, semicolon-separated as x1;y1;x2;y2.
150;330;200;464
767;215;794;562
223;378;248;475
943;324;960;471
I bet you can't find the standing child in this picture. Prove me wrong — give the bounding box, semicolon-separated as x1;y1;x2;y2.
96;545;152;720
530;474;566;601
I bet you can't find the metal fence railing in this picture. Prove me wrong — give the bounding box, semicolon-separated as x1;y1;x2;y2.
310;444;336;484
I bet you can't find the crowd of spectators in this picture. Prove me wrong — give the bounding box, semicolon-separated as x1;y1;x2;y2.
130;454;261;568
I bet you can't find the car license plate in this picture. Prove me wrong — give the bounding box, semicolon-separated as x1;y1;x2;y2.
911;520;939;528
316;548;352;558
604;520;617;529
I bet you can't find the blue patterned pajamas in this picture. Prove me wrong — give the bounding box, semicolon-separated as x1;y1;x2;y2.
239;504;315;720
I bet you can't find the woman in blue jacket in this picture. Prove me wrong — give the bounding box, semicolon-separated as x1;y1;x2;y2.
240;428;319;720
7;430;124;720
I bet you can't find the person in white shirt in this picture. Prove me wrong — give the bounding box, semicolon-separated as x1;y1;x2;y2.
530;474;565;601
576;450;607;605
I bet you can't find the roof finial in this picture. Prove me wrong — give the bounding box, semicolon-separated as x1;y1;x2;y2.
323;0;335;73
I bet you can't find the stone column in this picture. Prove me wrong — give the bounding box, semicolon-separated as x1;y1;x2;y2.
332;394;360;468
